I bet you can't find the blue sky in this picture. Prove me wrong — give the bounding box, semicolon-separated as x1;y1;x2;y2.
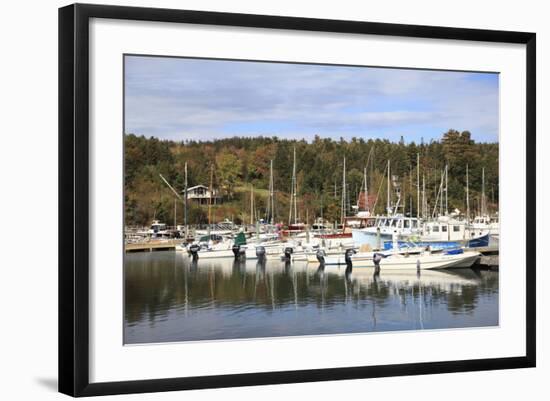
124;55;499;143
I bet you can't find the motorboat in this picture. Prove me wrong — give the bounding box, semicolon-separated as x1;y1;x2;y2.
308;248;481;270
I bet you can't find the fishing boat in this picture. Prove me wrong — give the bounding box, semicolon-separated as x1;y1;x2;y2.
285;235;357;262
307;248;477;269
471;215;499;248
351;214;422;249
186;233;235;258
350;248;480;270
136;220;171;238
244;241;286;260
307;243;425;265
179;232;246;259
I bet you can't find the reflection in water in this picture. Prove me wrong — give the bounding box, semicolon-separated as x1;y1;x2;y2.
124;252;499;344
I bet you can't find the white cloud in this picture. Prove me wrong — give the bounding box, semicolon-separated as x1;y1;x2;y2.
124;56;499;142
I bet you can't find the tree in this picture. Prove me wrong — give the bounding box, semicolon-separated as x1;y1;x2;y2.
123;131;498;226
216;150;242;198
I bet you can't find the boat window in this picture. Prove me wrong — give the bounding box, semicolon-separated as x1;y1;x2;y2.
412;220;417;228
442;225;448;232
404;220;410;228
391;219;398;227
453;225;460;232
385;219;391;227
433;226;440;232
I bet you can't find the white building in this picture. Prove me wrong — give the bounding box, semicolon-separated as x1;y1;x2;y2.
184;185;221;205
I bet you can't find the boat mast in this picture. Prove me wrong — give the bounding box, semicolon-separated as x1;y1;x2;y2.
294;148;298;225
289;146;298;226
445;164;448;216
208;164;213;226
250;184;254;225
184;162;188;238
387;160;391;215
422;174;426;219
409;165;413;216
341;157;346;227
364;166;368;212
466;164;470;224
320;190;324;226
432;170;444;218
481;167;486;216
417;153;420;219
440;169;444;217
158;173;182;230
266;159;275;224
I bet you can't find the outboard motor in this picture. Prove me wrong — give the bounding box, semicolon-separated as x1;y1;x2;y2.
255;246;266;262
283;247;293;262
373;252;384;274
345;263;353;280
316;263;325;275
256;259;266;274
231;244;241;259
373;252;383;267
344;249;356;267
316;249;326;265
188;244;200;261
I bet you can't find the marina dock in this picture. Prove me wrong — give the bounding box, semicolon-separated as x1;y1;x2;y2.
125;239;181;253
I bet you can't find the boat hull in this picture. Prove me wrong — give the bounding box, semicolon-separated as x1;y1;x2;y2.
312;250;480;269
349;251;481;270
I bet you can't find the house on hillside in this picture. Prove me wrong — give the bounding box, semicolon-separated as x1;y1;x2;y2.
184;185;222;205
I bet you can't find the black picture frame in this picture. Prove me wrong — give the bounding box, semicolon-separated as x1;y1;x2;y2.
59;3;536;397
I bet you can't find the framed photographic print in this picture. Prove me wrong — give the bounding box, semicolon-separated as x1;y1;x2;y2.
58;3;536;397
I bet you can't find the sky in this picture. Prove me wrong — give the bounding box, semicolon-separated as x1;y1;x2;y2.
124;55;499;143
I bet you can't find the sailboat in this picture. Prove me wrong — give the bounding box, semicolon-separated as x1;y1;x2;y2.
283;147;306;235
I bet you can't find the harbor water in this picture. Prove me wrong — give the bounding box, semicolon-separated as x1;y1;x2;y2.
124;251;499;344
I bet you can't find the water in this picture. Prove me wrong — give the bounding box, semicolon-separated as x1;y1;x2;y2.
124;252;499;344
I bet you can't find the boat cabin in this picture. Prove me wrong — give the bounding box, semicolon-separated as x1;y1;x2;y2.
375;216;420;230
422;220;486;241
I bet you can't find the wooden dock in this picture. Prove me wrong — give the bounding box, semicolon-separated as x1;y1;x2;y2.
476;245;499;255
479;254;498;265
474;245;499;268
125;239;181;253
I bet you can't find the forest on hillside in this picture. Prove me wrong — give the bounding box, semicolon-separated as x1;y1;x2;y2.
124;130;498;227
